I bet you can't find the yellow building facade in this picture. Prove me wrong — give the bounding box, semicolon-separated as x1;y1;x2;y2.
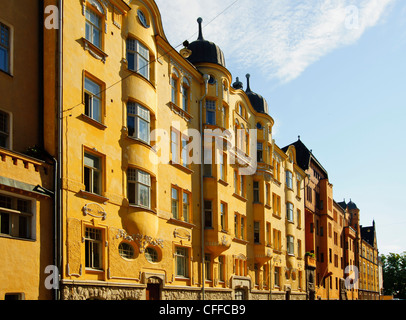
43;0;307;300
0;0;54;300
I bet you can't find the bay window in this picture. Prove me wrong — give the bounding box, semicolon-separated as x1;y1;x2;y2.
127;102;150;144
127;168;151;208
127;38;149;80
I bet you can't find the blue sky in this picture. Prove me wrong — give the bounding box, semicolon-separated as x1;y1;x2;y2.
155;0;406;255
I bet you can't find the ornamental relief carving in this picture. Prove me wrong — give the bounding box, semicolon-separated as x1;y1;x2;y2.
116;229;164;253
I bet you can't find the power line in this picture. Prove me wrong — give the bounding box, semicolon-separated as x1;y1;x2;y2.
63;0;241;116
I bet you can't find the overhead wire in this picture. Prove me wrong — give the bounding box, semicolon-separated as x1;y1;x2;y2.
62;0;241;117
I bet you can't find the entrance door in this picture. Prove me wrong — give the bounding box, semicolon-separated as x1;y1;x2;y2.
146;283;160;300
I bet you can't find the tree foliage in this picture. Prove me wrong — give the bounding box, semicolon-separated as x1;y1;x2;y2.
381;252;406;299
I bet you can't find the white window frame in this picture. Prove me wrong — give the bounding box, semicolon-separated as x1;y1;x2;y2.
0;192;35;240
84;77;102;123
127;102;150;144
126;38;150;80
127;168;151;209
84;152;102;195
286;202;294;222
85;6;102;49
175;246;189;278
84;227;103;270
287;235;294;255
286;170;293;189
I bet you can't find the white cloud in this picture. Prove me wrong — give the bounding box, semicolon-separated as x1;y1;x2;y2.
155;0;395;83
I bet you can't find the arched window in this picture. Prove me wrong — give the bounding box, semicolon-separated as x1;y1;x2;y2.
181;78;189;112
171;69;179;105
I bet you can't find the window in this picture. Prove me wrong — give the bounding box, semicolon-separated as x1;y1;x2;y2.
205;100;216;125
219;152;226;181
84;152;102;195
171;128;190;168
0;22;10;73
253;181;260;203
234;213;246;240
274;267;280;287
145;247;158;263
218;256;225;282
235;289;245;300
171;187;191;223
240;175;245;197
204;200;212;228
220;202;227;231
119;242;135;259
85;6;102;48
175;247;189;278
181;79;189;111
171;129;179;164
171;187;179;219
286;170;293;189
286;202;294;222
273;229;281;251
205;254;212;280
85;227;103;269
272;193;281;216
254;221;260;244
171;72;178;105
127;168;151;208
265;183;270;206
297;239;302;258
297;209;301;228
127;102;150;144
0;110;10;148
4;293;24;300
182;192;190;223
287;235;294;255
257;142;263;162
265;223;271;246
240;216;245;240
127;38;149;79
84;77;102;123
0;194;33;239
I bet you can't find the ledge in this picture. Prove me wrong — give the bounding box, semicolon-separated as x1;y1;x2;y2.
80;114;107;130
232;192;247;202
167;101;193;122
78;190;109;203
167;217;195;229
169;161;193;174
232;237;249;245
82;37;108;63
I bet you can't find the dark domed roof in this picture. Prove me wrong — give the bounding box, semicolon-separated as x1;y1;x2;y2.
245;74;268;114
187;18;226;68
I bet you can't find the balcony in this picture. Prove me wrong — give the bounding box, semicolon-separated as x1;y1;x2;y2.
205;230;232;255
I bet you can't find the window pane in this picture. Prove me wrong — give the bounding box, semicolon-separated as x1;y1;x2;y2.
85;22;91;42
138;56;149;79
18;215;29;239
84;166;91;192
138;118;149;143
127;52;135;71
93;27;101;48
92;97;101;122
127;115;135;137
171;188;178;219
128;182;136;204
138;184;150;208
183;193;189;222
0;47;8;72
0;212;10;235
85;78;101;97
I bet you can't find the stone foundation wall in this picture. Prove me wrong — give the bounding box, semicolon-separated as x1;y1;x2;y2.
62;284;144;300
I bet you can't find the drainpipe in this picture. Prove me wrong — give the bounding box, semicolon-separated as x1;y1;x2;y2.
199;74;209;300
55;0;63;300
